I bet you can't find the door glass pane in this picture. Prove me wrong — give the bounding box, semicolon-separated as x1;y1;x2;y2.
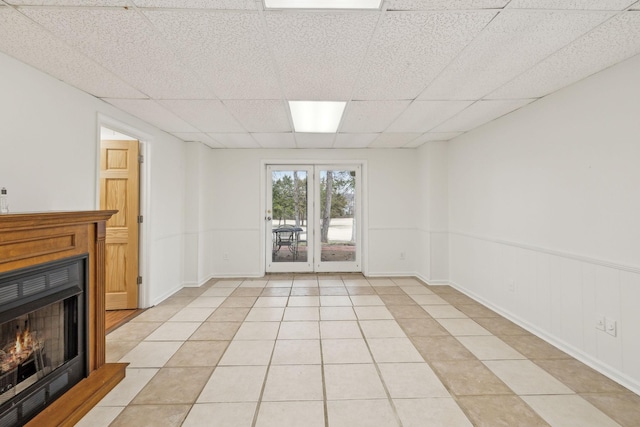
319;169;356;262
271;170;308;263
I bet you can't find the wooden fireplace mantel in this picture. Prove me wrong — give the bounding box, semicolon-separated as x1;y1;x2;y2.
0;211;127;426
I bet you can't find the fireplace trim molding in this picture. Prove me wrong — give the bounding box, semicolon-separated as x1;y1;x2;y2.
0;211;126;426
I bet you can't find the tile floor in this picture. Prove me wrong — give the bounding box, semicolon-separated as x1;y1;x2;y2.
78;275;640;427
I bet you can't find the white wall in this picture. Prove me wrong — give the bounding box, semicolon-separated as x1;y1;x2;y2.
0;52;188;307
447;53;640;393
190;148;420;279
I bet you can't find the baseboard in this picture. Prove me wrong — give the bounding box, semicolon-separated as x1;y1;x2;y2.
448;280;640;396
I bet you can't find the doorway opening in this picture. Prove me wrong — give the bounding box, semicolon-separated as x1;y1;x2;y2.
99;127;141;311
266;164;362;273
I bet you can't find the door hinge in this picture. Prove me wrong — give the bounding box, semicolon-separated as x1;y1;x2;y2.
137;276;142;285
138;154;144;163
137;215;143;223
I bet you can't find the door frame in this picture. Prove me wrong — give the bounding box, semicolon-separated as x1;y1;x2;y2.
260;159;368;275
96;114;151;308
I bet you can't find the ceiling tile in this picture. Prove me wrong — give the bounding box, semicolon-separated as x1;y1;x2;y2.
144;10;280;99
158;100;246;132
104;99;199;132
353;10;497;100
0;8;145;98
294;133;336;149
171;132;224;147
264;12;379;100
20;8;213;99
384;0;508;10
340;101;411;132
133;0;257;9
410;132;464;145
207;133;261;148
487;12;640;99
252;133;297;148
386;100;473;132
223;100;291;132
334;133;379;148
369;132;421;148
419;10;613;100
506;0;635;10
7;0;127;4
432;99;534;132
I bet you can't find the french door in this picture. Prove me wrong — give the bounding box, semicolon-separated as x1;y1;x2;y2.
266;164;361;273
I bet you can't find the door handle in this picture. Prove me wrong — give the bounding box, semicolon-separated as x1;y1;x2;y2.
266;216;272;221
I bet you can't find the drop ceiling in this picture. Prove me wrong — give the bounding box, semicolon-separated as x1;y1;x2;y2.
1;0;639;149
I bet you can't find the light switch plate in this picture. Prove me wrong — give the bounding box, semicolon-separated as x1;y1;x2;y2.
605;317;617;337
595;315;605;331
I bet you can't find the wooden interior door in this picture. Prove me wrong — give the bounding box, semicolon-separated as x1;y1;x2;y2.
100;139;139;310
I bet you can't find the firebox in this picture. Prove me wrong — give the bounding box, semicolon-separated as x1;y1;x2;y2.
0;255;87;426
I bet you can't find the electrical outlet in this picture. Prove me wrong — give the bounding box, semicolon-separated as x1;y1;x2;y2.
605;317;617;337
595;315;605;331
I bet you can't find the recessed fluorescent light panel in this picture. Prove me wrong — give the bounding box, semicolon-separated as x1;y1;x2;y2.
265;0;381;9
289;101;347;133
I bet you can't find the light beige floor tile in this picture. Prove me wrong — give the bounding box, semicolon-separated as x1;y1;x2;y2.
220;296;258;308
291;287;320;296
165;340;229;367
350;295;385;306
343;279;371;287
218;340;275;366
98;368;159;406
318;279;345;287
107;340;139;363
322;338;373;364
159;296;196;307
320;320;362;339
234;322;280;340
261;287;291;297
292;279;318;287
522;395;621;427
319;286;348;296
436;318;492;336
457;336;525;360
378;363;450;398
320;306;357;320
400;285;434;295
131;306;182;322
212;280;242;288
245;307;285;322
120;341;183;368
132;367;213;404
106;321;162;342
169;307;217;322
368;338;424;363
283;307;320;321
111;405;190;427
394;398;472;427
411;294;448;304
327;399;399;427
144;321;201;341
271;339;321;365
320;295;353;306
190;322;241;341
392;278;423;286
255;401;325;427
76;406;124;427
262;365;323;401
207;307;250;322
359;320;406;338
202;287;234;297
484;360;574;395
232;288;267;297
198;365;268;402
354;306;394;320
240;280;268;288
287;296;320;307
182;402;257;427
187;297;227;308
368;278;396;287
421;304;468;319
253;297;289;307
277;321;320;339
266;280;293;287
324;364;387;400
457;395;550;427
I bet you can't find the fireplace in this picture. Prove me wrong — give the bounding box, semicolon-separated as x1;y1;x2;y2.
0;255;87;426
